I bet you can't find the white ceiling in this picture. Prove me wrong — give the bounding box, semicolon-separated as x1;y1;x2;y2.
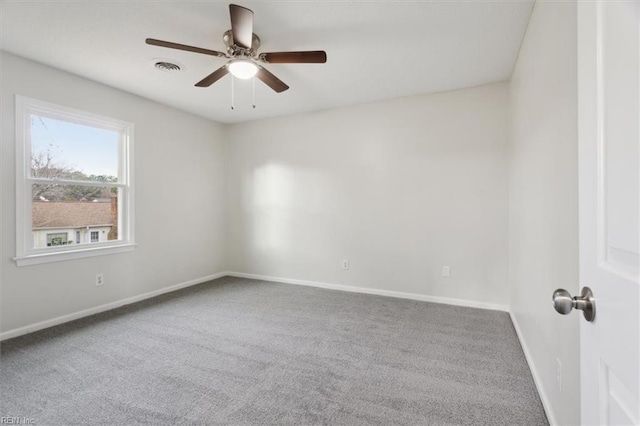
1;1;533;124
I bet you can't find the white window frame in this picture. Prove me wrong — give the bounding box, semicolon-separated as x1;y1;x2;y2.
14;95;135;266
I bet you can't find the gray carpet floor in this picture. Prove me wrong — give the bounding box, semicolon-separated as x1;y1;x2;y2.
0;277;548;425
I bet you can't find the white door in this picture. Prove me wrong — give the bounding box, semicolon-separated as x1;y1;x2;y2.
578;1;640;424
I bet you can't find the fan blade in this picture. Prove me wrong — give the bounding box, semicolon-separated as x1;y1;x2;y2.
261;51;327;64
229;4;254;49
146;38;226;58
256;66;289;93
195;65;229;87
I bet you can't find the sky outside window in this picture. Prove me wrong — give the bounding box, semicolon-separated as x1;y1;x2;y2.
30;115;119;178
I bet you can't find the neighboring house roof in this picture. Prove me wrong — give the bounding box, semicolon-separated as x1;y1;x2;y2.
32;201;114;229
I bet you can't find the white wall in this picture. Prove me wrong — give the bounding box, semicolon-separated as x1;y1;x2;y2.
226;83;510;308
1;52;228;334
509;2;580;425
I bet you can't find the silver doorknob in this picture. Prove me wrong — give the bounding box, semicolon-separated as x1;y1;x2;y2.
552;287;596;322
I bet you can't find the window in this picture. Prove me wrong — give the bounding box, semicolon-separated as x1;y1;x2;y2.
47;232;68;246
15;96;135;266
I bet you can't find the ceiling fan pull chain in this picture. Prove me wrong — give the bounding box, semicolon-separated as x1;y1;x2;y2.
252;76;256;109
231;75;235;110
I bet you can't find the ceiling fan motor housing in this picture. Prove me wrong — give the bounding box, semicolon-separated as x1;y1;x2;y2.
222;29;260;56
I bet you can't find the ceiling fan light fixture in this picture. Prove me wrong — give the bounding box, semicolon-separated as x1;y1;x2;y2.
228;59;258;79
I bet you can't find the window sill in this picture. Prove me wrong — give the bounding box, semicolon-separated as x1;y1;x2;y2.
13;243;137;267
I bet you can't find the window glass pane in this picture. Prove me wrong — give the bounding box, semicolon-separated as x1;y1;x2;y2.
47;233;68;247
32;184;120;249
30;114;119;182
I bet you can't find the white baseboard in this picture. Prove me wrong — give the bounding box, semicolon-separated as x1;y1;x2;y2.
225;271;509;312
509;312;556;425
1;270;508;341
0;272;227;341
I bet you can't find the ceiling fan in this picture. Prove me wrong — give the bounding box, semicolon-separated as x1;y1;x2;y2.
146;4;327;93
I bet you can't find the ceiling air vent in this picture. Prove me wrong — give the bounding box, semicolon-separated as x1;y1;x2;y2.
154;61;182;72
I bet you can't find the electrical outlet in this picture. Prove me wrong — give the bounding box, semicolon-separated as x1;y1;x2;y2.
342;260;349;270
442;266;451;278
96;273;104;286
556;358;563;392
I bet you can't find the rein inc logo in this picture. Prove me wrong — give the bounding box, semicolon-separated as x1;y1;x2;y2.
0;418;35;425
